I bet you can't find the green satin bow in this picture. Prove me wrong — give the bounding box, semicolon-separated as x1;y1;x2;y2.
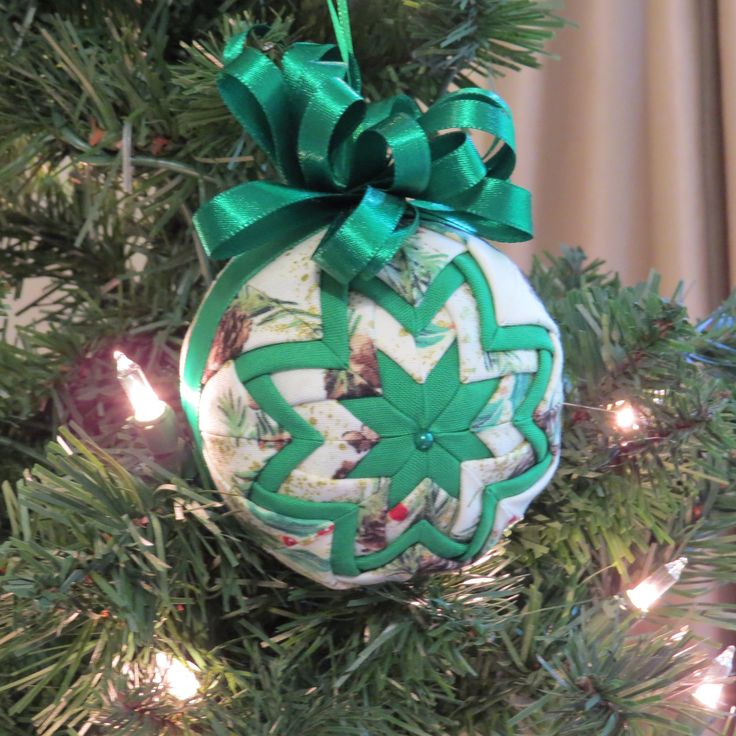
193;2;533;284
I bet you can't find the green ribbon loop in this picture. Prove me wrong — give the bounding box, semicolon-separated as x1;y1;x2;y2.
365;113;432;195
194;13;533;284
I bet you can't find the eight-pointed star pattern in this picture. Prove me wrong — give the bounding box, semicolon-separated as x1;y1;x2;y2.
341;342;497;507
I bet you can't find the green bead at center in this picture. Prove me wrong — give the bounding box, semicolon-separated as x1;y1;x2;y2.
415;430;435;451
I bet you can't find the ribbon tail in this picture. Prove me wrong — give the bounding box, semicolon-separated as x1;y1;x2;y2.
421;177;533;243
193;181;336;261
362;206;420;278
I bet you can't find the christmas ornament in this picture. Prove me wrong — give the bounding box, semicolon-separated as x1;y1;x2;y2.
180;2;563;588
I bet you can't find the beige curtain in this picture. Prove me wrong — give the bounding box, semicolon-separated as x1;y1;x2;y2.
494;0;736;318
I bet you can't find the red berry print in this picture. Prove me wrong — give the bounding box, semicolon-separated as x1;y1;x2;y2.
282;535;298;547
317;524;335;537
388;504;409;522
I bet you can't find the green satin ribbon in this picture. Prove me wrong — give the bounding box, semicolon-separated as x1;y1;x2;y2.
193;3;533;284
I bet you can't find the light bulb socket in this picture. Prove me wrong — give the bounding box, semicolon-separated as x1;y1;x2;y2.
133;404;180;466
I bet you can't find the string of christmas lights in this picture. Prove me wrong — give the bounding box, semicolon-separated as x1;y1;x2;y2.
112;357;734;712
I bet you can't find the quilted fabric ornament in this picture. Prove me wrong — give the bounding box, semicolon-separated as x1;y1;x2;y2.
180;2;563;588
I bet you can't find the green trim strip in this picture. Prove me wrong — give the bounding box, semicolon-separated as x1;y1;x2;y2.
234;273;349;384
352;262;465;335
181;240;288;449
455;253;553;353
512;349;552;461
454;252;497;345
181;231;329;449
246;376;325;441
461;453;554;561
245;375;325;491
250;482;361;576
355;519;467;571
235;341;344;384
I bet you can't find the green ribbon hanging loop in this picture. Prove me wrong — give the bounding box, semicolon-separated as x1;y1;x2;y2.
194;10;533;284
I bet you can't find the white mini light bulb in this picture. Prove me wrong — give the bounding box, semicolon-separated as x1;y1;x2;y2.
625;557;688;612
114;351;166;423
693;646;735;710
611;400;640;432
153;652;200;701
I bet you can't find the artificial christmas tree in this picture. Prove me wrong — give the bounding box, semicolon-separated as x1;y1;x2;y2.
1;2;735;735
